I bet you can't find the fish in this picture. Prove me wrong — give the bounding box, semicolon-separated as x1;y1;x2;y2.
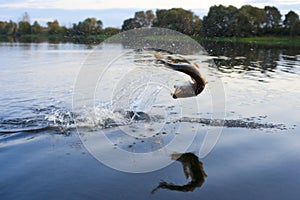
151;152;207;194
153;52;207;99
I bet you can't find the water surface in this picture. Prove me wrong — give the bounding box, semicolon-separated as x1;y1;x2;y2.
0;42;299;199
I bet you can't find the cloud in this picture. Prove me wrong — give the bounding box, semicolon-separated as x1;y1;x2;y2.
0;0;248;10
32;17;54;23
249;0;300;6
1;0;298;15
247;0;300;12
0;14;10;18
0;0;299;11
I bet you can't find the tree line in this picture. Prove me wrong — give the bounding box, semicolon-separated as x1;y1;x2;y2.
0;12;120;42
0;5;300;42
122;6;300;37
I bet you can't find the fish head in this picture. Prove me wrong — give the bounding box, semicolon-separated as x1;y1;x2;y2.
171;82;195;99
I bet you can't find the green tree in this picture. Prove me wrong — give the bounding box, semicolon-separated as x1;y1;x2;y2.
202;5;238;37
5;20;17;36
284;11;299;28
70;23;81;35
283;11;300;36
264;6;281;28
192;15;202;36
122;18;142;31
31;21;43;34
47;20;61;34
121;10;155;31
235;11;253;37
0;21;7;34
237;5;266;36
290;21;300;36
103;27;120;35
134;11;148;27
18;21;31;35
145;10;155;27
17;12;32;35
71;18;103;35
82;18;102;34
153;8;200;35
263;6;282;35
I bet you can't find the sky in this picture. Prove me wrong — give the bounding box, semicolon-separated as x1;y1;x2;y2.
0;0;299;27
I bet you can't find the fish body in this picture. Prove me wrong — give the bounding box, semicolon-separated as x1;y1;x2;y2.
153;52;206;99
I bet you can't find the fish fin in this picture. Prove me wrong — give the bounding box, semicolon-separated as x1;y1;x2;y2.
202;77;208;85
192;62;200;68
182;163;190;179
198;74;208;85
199;163;208;177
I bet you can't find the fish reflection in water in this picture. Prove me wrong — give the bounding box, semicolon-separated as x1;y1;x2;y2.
151;152;207;194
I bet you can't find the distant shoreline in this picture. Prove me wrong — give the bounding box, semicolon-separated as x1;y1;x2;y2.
0;34;111;44
195;36;300;47
1;6;300;46
1;34;299;47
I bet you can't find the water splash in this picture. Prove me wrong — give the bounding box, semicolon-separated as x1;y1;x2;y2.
0;103;289;135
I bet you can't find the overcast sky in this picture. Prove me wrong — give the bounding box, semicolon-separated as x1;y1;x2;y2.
0;0;299;27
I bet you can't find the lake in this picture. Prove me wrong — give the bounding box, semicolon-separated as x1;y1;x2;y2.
0;35;300;199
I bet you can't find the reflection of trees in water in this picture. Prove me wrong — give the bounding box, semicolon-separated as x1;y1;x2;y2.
201;41;300;75
0;36;72;44
151;152;207;194
117;28;204;55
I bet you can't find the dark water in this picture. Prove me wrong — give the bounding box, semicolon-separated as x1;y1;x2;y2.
0;42;299;199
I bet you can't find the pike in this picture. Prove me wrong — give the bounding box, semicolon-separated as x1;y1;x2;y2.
154;52;207;99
